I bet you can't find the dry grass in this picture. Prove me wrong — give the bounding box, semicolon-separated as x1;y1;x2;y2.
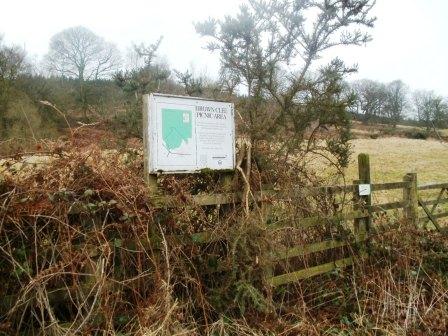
344;138;448;218
304;136;448;223
350;121;448;139
1;133;448;335
346;137;448;184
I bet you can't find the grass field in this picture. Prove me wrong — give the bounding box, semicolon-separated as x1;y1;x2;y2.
342;137;448;212
346;137;448;184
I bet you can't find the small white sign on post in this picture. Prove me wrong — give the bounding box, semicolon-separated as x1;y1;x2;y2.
358;184;371;196
144;93;235;173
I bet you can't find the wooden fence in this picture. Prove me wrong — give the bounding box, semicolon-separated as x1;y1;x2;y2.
418;182;448;231
144;153;447;287
2;153;447;315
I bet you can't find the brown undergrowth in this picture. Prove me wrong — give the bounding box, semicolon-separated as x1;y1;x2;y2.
0;140;447;335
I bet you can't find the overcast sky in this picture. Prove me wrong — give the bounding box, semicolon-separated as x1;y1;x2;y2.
1;0;447;96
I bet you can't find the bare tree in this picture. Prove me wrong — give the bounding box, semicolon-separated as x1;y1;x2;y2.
45;26;121;117
0;35;28;131
0;36;27;80
45;26;121;81
351;79;408;126
414;90;448;130
383;80;408;127
352;79;387;123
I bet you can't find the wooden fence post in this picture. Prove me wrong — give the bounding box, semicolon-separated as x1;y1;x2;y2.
142;94;159;193
354;153;371;252
403;173;418;227
352;179;362;240
143;94;150;180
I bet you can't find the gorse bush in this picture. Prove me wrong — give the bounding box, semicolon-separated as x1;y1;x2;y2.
404;129;429;140
1;1;448;335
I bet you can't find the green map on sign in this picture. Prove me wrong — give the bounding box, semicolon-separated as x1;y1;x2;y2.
161;108;192;151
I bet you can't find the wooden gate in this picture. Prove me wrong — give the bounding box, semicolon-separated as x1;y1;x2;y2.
147;153;448;287
418;183;448;232
3;154;448;315
266;154;417;286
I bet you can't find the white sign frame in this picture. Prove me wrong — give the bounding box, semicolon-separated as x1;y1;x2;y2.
143;93;235;174
358;184;371;196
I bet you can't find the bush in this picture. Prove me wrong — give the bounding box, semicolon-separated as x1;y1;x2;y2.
2;141;448;335
1;91;61;141
111;100;142;138
382;127;397;136
404;129;429;140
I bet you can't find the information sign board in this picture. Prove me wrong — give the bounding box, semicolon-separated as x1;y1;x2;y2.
144;93;235;173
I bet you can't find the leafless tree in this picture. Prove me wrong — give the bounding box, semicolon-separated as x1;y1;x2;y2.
0;36;27;81
0;35;28;130
45;26;121;81
45;26;121;117
352;79;387;123
414;90;448;130
384;80;408;126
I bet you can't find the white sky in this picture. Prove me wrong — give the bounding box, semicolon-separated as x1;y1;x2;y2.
1;0;447;96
